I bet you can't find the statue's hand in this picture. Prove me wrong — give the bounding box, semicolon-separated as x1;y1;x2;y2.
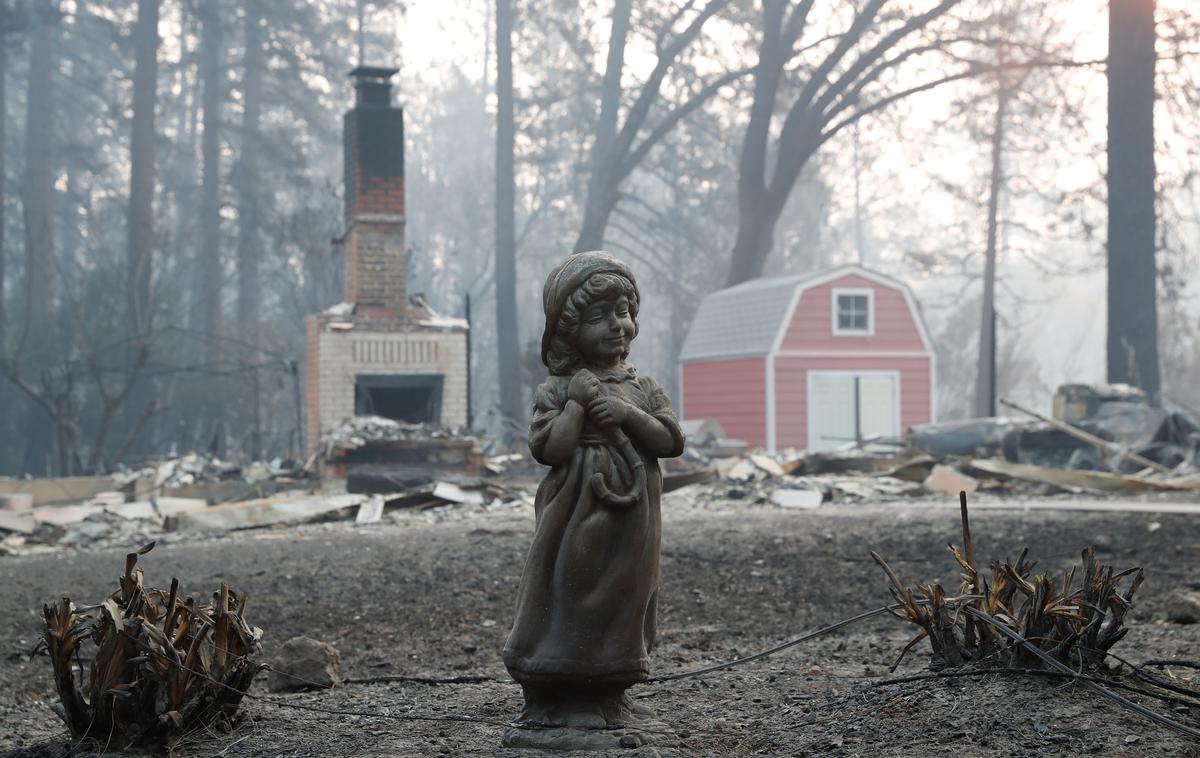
588;395;631;430
568;369;600;406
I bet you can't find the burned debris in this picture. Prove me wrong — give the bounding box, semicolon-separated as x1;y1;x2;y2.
320;415;482;494
908;383;1200;489
668;381;1200;505
2;381;1198;559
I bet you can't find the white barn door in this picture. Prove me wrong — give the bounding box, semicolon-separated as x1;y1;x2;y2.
806;371;900;452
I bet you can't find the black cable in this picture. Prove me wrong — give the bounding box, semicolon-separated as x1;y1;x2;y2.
871;666;1200;709
648;595;984;683
963;607;1200;740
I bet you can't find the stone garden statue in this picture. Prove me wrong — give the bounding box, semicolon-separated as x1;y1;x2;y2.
502;251;685;750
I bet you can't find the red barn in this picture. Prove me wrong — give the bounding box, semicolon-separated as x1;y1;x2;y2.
679;265;936;452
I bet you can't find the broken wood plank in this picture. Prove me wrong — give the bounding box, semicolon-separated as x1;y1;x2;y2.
32;504;103;526
0;476;117;507
968;458;1193;494
663;467;717;493
922;497;1200;516
165;494;365;531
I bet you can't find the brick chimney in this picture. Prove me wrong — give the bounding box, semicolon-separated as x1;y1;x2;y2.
305;64;470;457
342;65;406;316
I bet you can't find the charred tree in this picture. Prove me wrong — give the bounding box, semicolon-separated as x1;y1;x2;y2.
1106;0;1159;397
0;8;9;457
127;0;158;338
727;0;965;286
574;0;631;253
0;8;8;351
22;2;55;336
192;0;222;362
19;1;59;475
236;1;262;338
494;0;523;428
117;0;160;458
237;0;264;452
974;85;1009;418
572;0;741;253
185;0;225;450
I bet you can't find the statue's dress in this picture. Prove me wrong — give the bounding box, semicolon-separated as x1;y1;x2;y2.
502;366;684;687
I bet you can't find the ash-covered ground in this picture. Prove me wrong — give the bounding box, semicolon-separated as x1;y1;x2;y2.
3;492;1200;757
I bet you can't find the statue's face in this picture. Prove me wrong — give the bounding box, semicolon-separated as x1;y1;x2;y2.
577;295;634;367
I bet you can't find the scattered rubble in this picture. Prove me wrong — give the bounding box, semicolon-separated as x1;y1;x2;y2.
321;415;467;450
113;451;309;497
674;382;1200;506
2;382;1197;550
321;415;484;491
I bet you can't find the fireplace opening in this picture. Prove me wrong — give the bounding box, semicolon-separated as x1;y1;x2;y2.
354;374;444;424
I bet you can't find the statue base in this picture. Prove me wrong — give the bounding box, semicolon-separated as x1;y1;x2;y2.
502;684;676;751
502;723;675;751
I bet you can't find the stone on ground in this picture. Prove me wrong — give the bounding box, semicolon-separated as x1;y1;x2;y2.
269;636;343;692
1165;590;1200;624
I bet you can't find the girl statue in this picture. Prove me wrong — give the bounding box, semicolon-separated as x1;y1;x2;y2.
502;251;685;748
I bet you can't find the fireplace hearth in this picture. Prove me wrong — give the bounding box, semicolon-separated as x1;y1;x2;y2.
304;66;468;457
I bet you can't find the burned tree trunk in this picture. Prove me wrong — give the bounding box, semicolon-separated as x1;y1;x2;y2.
494;0;523;429
1106;0;1159;398
725;0;966;286
236;1;262;343
237;0;264;452
0;16;7;351
193;0;222;361
20;2;59;475
571;0;631;254
571;0;738;255
118;0;160;460
974;86;1009;418
22;4;55;337
127;0;158;338
190;0;224;449
726;0;794;286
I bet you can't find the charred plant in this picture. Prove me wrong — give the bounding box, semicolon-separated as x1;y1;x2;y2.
872;493;1143;673
37;542;264;749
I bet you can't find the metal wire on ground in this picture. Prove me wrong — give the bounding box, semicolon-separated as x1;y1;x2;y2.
963;606;1200;740
870;667;1200;709
647;595;983;683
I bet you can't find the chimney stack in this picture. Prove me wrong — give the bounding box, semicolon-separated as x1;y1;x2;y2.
342;65;406;316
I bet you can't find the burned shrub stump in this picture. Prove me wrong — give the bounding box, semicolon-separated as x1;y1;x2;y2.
37;542;264;749
873;493;1144;674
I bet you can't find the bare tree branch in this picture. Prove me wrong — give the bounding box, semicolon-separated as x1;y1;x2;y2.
620;67;749;179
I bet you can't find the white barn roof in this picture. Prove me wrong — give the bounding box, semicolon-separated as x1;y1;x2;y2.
679;264;929;361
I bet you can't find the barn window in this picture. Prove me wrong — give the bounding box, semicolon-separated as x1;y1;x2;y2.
832;288;874;336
